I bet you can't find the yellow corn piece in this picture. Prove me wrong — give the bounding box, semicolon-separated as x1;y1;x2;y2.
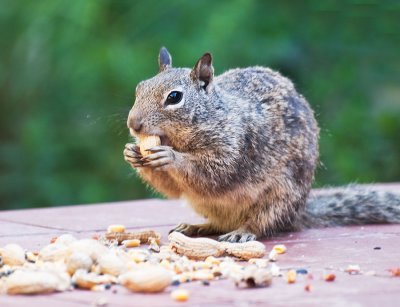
171;289;189;302
272;244;287;254
122;239;140;248
107;224;126;233
287;270;296;284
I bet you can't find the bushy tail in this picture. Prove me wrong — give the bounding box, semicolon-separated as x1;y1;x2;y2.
300;185;400;228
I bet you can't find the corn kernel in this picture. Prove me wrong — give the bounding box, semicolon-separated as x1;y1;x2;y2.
122;239;140;248
107;224;126;233
272;244;287;254
171;289;189;302
287;270;296;283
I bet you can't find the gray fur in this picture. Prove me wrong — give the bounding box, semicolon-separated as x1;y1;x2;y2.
123;48;400;242
301;185;400;228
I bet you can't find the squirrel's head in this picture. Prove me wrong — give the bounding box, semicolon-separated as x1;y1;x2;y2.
127;47;215;149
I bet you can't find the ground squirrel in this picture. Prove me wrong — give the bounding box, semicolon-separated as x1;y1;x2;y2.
123;47;400;242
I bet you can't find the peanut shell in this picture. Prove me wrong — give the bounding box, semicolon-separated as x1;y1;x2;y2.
119;266;172;293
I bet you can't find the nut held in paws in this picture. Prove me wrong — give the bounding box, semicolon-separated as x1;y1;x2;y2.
139;136;161;156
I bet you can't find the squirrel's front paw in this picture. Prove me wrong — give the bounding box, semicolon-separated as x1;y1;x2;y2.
123;143;143;168
141;145;178;170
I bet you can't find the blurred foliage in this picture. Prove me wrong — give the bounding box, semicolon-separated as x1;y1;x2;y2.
0;0;399;209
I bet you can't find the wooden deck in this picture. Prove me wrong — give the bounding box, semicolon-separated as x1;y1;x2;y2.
0;184;399;306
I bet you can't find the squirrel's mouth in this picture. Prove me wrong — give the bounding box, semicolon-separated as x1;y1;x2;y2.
159;135;172;147
131;132;172;147
129;127;171;145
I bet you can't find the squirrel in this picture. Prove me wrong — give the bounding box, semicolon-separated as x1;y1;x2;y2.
123;47;400;242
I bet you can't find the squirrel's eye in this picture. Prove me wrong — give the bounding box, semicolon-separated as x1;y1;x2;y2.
165;91;183;106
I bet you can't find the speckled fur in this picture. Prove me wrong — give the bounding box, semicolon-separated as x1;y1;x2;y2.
301;185;400;228
124;48;400;242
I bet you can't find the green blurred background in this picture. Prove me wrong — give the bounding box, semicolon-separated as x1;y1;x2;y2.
1;0;399;210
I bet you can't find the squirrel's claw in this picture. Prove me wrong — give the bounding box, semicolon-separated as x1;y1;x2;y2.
142;158;170;168
123;143;143;168
218;230;257;243
125;143;141;154
141;145;176;169
169;223;220;237
146;145;173;153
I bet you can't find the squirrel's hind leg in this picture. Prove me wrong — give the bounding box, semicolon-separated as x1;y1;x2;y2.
218;229;257;243
169;223;220;237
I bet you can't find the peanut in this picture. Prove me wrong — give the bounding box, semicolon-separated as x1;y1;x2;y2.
232;265;272;288
220;241;266;260
191;270;214;281
0;244;26;266
105;230;161;244
248;258;269;268
139;135;161;157
6;269;70;295
168;232;224;260
54;234;77;246
97;253;129;276
38;243;69;262
72;270;116;290
119;266;172;293
268;249;278;261
66;252;93;275
168;232;266;260
67;239;109;262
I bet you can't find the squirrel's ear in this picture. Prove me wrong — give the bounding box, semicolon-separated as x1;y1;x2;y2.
158;47;172;72
191;53;214;90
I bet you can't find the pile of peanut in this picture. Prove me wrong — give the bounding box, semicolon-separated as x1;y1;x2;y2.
0;225;286;301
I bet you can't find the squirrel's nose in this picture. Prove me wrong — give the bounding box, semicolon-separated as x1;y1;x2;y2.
127;113;143;133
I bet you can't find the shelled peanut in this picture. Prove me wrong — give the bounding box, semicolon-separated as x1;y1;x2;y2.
139;135;161;156
0;225;296;297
